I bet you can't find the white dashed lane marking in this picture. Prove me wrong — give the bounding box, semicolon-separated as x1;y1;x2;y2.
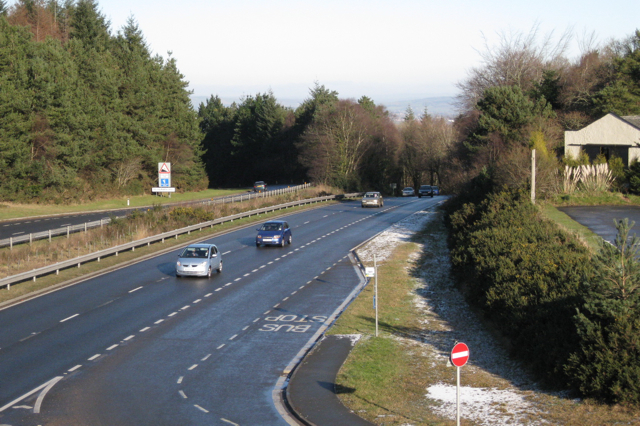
60;314;79;323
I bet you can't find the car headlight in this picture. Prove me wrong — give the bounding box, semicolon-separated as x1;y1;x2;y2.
257;235;262;239
177;261;182;267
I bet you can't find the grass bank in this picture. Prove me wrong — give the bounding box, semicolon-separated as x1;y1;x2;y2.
0;188;248;221
328;209;640;425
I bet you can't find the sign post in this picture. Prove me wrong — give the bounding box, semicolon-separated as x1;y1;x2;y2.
154;162;175;197
450;342;469;426
374;254;378;336
364;259;378;337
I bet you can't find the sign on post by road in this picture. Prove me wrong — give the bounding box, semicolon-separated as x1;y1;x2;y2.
450;342;470;426
450;342;469;367
154;162;175;196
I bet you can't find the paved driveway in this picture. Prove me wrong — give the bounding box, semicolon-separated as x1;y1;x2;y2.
559;206;640;244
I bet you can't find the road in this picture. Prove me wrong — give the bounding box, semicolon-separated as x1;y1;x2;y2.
0;196;441;425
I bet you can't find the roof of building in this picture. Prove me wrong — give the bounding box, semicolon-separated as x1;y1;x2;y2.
622;115;640;129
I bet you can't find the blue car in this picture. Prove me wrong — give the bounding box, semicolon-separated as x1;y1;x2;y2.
256;220;292;247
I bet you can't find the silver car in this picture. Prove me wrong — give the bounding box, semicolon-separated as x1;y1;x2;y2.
361;191;384;208
402;187;415;197
176;243;222;278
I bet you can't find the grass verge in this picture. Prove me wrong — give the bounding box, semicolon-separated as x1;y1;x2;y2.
328;210;640;425
539;203;603;251
0;188;249;221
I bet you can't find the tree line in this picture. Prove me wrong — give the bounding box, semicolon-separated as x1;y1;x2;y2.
444;26;640;406
444;26;640;195
0;0;207;203
197;84;454;192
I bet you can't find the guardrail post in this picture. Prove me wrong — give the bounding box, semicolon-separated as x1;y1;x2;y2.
10;237;12;250
84;223;87;232
67;226;70;238
49;229;52;243
30;233;32;245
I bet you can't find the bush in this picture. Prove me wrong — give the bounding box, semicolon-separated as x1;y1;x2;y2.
627;160;640;194
565;219;640;404
447;189;592;385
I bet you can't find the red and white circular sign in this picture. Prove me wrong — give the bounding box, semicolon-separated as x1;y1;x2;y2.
450;342;469;367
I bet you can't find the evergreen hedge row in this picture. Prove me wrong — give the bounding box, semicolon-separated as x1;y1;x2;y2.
445;188;640;404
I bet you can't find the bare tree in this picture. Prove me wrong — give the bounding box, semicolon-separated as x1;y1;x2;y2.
299;100;373;189
457;24;572;112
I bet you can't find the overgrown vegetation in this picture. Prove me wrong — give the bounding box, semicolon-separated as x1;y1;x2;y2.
446;189;592;386
445;184;640;405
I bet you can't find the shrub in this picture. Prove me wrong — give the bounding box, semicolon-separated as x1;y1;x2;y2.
565;219;640;404
627;160;640;194
447;189;592;385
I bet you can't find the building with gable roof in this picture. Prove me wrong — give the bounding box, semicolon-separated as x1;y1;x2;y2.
564;113;640;166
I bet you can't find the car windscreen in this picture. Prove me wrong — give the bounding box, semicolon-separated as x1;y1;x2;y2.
261;223;282;231
180;247;209;258
364;193;378;198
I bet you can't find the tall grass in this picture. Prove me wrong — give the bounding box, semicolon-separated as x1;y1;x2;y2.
562;164;614;194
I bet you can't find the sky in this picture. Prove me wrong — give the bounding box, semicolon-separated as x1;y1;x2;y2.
41;1;640;106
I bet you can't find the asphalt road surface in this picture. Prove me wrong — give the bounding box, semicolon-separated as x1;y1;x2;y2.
558;205;640;244
0;196;441;426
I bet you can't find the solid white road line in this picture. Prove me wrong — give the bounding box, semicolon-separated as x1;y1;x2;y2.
60;313;79;323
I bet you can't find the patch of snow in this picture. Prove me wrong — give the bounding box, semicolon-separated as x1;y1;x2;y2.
357;210;436;263
426;383;544;425
333;334;362;346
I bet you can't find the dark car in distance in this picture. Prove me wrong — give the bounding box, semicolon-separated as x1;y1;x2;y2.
256;220;292;247
418;185;434;198
253;181;267;192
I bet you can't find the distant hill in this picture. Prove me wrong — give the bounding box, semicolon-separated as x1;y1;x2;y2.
381;96;457;121
189;95;458;120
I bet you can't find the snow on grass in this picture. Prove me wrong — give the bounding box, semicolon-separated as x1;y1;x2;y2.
356;210;438;263
426;384;543;425
357;206;548;425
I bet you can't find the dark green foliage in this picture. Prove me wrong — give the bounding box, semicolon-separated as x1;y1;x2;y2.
474;85;555;146
566;219;640;404
0;8;206;202
447;189;592;384
529;69;562;110
197;92;298;187
626;160;640;194
592;30;640;116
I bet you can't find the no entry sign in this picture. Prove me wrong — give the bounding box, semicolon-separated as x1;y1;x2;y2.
450;342;469;367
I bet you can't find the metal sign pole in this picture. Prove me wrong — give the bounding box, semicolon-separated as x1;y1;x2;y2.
456;366;461;426
374;254;378;337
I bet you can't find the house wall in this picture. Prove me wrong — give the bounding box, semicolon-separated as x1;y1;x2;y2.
565;114;640;166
